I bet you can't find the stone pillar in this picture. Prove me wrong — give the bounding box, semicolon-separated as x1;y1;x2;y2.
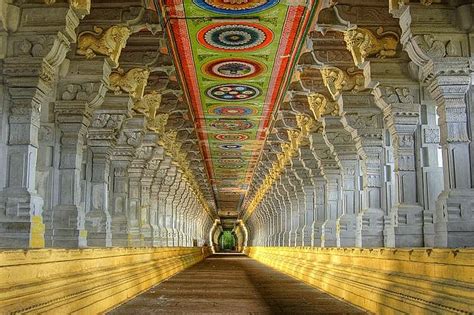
0;83;45;248
285;169;299;246
322;118;360;247
308;131;340;247
429;71;474;246
110;117;145;246
419;98;444;247
127;169;141;247
356;144;385;247
290;164;307;246
109;162;129;247
163;165;177;247
373;87;424;247
85;110;126;246
339;97;385;248
0;0;86;249
36;123;56;247
140;175;153;246
313;177;326;247
392;2;474;246
85;145;112;247
52;55;114;247
276;180;290;246
321;169;341;247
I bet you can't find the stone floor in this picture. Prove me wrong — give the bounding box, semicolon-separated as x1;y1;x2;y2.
109;253;367;314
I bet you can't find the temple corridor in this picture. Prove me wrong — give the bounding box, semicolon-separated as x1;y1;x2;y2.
109;254;366;314
1;0;474;314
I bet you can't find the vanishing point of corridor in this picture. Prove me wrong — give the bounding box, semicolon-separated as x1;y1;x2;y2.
110;254;365;314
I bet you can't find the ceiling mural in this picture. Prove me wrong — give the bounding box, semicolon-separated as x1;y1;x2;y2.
156;0;319;214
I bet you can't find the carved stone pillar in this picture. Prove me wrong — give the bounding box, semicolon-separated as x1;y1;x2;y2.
127;143;152;247
85;145;112;247
313;177;326;247
109;162;129;247
322;118;360;247
36;123;56;247
0;84;45;248
163;165;177;247
429;71;473;246
374;87;424;247
54;108;90;248
53;59;111;248
342;106;385;248
289;163;307;246
85;109;126;247
321;169;341;248
0;1;86;248
284;169;299;246
419;98;444;247
308;131;340;247
110;117;145;246
275;182;289;246
392;1;474;247
294;154;316;246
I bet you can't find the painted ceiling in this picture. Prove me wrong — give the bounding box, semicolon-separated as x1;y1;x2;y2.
156;0;318;215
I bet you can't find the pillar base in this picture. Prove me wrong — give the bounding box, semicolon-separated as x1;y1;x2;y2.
321;220;337;247
0;190;45;248
384;204;424;247
85;209;112;247
49;205;87;248
311;222;324;247
127;228;141;247
88;232;111;247
356;208;384;248
435;189;474;247
336;214;357;247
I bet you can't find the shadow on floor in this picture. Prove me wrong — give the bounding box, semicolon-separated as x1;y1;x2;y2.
109;254;367;315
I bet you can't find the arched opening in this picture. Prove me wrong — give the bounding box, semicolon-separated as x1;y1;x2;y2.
218;231;236;252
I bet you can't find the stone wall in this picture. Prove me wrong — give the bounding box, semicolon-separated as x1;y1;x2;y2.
0;246;211;313
246;246;474;314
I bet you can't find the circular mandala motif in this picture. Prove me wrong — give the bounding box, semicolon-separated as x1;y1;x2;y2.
194;0;279;14
219;144;242;150
204;59;264;79
208;105;257;116
215;133;249;141
207;84;260;101
198;23;273;51
210;119;253;131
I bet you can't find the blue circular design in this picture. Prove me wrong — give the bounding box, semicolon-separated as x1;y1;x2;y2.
193;0;279;14
205;25;265;50
207;84;260;101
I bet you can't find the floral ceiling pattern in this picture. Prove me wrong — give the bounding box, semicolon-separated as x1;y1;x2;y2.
156;0;318;214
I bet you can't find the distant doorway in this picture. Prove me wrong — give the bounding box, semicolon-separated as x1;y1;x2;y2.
218;231;236;252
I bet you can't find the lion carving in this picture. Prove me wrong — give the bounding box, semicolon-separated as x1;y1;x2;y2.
77;25;130;64
344;27;399;65
109;68;150;99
